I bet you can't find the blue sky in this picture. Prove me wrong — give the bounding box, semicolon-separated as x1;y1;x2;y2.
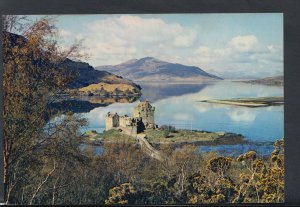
31;14;283;79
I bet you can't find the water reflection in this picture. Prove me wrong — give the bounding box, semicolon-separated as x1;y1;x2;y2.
227;108;256;122
80;95;139;104
139;82;209;102
79;81;284;155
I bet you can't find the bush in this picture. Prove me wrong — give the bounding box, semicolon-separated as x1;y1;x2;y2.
163;130;170;138
160;125;176;133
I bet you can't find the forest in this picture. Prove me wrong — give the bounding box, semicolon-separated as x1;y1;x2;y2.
2;15;284;204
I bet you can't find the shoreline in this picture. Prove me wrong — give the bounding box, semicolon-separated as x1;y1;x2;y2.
83;138;248;147
83;129;247;147
200;96;284;107
135;80;222;85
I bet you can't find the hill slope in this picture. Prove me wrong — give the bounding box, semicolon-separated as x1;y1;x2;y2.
96;57;222;82
62;58;141;91
4;32;142;115
5;32;141;94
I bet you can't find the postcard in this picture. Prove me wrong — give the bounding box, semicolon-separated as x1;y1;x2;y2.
2;13;284;204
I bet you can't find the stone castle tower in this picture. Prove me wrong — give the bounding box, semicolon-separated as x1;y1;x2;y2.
105;101;156;134
105;112;119;130
133;101;156;129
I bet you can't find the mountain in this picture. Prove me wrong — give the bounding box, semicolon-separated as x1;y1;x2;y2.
96;57;222;82
4;32;141;97
61;58;141;91
242;75;283;86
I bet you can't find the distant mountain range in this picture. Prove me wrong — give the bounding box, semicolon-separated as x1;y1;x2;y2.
96;57;222;82
242;75;283;86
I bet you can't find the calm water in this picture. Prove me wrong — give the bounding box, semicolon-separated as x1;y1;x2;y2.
79;81;284;156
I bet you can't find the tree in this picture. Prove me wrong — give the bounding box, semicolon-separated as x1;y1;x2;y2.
2;16;285;205
3;15;85;204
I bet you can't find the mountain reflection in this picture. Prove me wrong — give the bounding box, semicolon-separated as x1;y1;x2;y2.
138;82;210;102
81;81;284;142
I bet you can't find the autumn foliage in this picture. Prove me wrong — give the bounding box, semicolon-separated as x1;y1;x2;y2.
2;15;284;205
104;140;284;204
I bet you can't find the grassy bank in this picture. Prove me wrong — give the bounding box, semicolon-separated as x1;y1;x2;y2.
83;128;246;146
83;129;135;144
144;129;246;145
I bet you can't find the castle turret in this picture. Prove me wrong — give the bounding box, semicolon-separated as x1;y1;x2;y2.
105;112;119;131
133;101;156;129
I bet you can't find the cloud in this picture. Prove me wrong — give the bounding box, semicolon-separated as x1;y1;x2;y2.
192;102;211;113
58;15;283;79
192;35;283;79
74;15;199;65
228;35;259;52
227;108;256;122
173;32;197;47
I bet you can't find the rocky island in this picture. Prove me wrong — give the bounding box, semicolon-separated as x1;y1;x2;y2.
83;101;246;156
49;59;142;113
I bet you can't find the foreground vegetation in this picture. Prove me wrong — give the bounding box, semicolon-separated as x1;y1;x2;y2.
6;131;285;205
2;15;284;204
104;140;284;204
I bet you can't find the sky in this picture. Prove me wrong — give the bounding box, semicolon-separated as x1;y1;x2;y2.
31;14;283;79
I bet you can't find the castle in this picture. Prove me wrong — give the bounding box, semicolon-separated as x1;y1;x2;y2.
105;101;157;135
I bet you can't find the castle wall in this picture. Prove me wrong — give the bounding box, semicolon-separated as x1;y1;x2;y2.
119;116;132;128
120;125;138;135
105;118;113;131
105;101;155;133
136;118;146;133
112;115;119;127
133;110;140;118
133;102;155;129
105;113;119;130
140;109;155;127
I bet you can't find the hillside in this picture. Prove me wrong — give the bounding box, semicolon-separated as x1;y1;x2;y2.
5;32;141;96
242;75;283;86
61;59;141;92
96;57;222;82
4;32;142;115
